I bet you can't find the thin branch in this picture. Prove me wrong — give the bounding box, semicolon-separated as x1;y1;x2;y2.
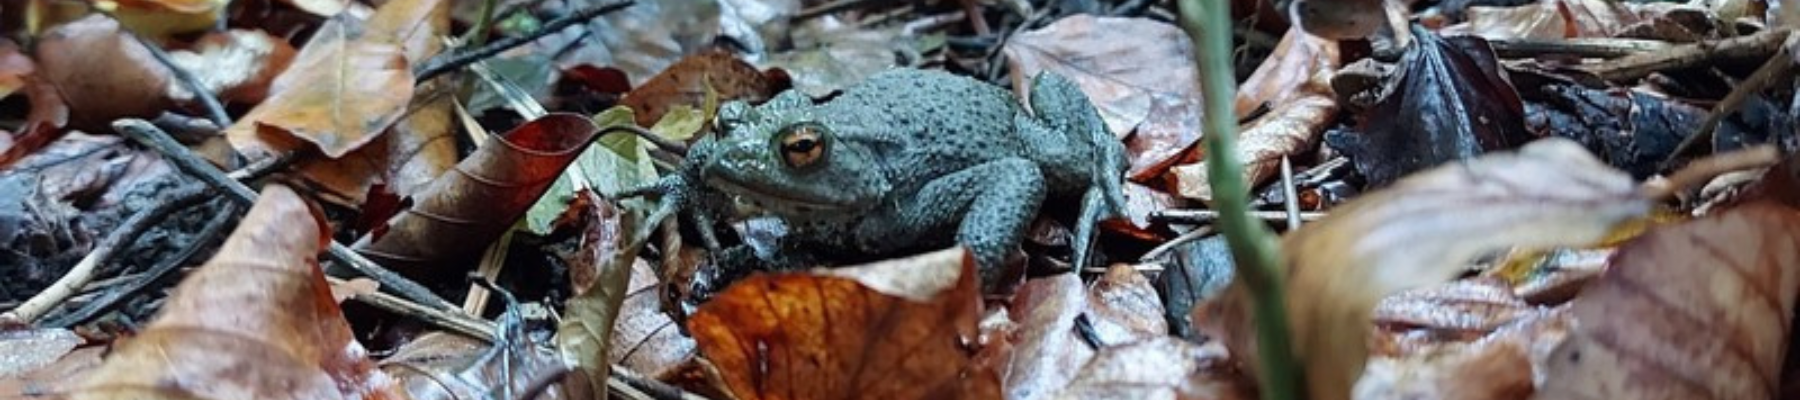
120;25;233;128
1581;28;1790;82
4;185;212;323
112;119;459;311
1487;37;1670;59
39;202;238;328
1151;209;1327;224
328;276;498;340
1641;145;1782;201
414;1;637;83
1658;31;1796;171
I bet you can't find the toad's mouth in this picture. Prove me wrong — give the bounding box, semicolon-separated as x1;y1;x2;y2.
705;177;856;213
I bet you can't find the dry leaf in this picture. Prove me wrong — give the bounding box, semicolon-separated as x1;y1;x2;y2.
1003;15;1202;182
621;50;787;128
0;328;81;377
354;114;599;279
62;185;407;400
689;248;1000;400
0;40;31;100
1536;203;1800;400
281;0;350;17
0;40;68;168
1370;278;1536;355
1234;27;1340;120
1204;138;1651;400
1047;337;1248;400
383;332;566;400
1086;264;1169;341
1172;80;1335;202
0;346;104;397
165;29;298;105
1451;0;1641;40
1356;307;1569;400
99;0;224;38
224;0;445;159
35;15;172;130
1003;274;1095;400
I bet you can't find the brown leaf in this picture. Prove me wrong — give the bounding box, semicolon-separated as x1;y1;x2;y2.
383;332;566;400
0;41;69;168
1003;15;1203;182
1358;307;1569;400
689;248;1000;400
63;184;408;400
1002;274;1095;400
621;50;788;128
1205;138;1650;400
1326;29;1533;187
1086;264;1169;340
1451;0;1641;40
1536;203;1800;400
1370;278;1536;355
165;29;298;105
1047;337;1248;400
0;346;104;397
1172;81;1335;202
353;114;599;279
0;39;31;100
35;15;173;130
224;0;445;159
0;328;82;377
1234;27;1341;121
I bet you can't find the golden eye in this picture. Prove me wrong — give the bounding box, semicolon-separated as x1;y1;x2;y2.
778;124;827;169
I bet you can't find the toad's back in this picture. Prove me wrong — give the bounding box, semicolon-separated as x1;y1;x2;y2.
814;69;1035;191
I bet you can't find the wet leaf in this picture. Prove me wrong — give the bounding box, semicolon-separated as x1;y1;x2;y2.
1003;15;1203;182
35;15;173;130
224;0;444;160
1047;337;1249;400
621;50;787;128
0;328;81;377
1537;203;1800;400
165;29;298;106
62;185;407;400
689;248;1001;400
1326;28;1533;187
354;114;599;279
1202;138;1650;400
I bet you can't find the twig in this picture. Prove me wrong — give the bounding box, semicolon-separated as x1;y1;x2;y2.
1581;28;1790;82
1640;145;1781;201
3;185;212;323
1658;31;1796;171
225;151;299;182
329;276;498;341
1151;209;1327;224
1139;226;1216;263
796;0;878;20
1178;0;1301;400
39;203;237;328
1281;157;1302;229
113;119;459;311
414;1;637;83
1487;37;1671;59
120;24;233;128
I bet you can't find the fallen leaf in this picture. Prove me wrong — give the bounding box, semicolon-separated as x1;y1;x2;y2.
1356;307;1569;400
1537;203;1800;400
1450;0;1641;40
224;0;444;159
0;346;104;397
1172;80;1335;202
761;26;919;98
61;185;407;400
1003;274;1095;400
164;29;298;105
689;248;1000;400
522;106;663;236
1203;138;1651;400
354;113;600;280
0;40;31;99
99;0;224;38
622;50;787;128
1370;278;1536;354
281;0;349;17
34;15;172;130
0;42;69;168
1517;73;1707;179
1326;28;1533;187
1004;15;1203;182
1234;28;1341;120
383;332;568;400
0;328;81;377
1047;337;1248;400
1085;264;1169;341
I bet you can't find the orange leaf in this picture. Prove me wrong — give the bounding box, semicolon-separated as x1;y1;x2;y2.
353;114;599;279
62;185;407;400
622;50;788;128
1537;203;1800;400
689;248;1000;400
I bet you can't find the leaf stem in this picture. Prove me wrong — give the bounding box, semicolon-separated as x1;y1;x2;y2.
1174;1;1303;400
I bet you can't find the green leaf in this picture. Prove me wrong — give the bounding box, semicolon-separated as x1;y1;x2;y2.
522;106;659;234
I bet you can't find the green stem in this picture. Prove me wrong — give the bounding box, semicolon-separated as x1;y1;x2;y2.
1175;1;1303;400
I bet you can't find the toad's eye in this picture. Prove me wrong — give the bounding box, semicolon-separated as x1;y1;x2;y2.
777;123;828;169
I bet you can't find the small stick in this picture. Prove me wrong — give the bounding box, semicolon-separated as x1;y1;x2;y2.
1151;209;1328;224
1281;156;1303;229
413;1;637;83
1487;37;1670;59
39;203;238;328
3;185;212;323
328;276;498;341
113;119;459;311
796;0;878;20
1581;28;1789;82
1640;145;1781;201
1658;31;1796;171
225;151;299;182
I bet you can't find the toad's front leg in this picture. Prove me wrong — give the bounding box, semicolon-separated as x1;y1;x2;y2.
857;158;1046;289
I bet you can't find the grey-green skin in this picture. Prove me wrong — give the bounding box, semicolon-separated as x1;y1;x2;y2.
625;69;1127;288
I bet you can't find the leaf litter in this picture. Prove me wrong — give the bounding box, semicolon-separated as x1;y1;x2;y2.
4;0;1800;400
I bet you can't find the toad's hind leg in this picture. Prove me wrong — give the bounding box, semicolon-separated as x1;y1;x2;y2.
860;158;1046;289
1027;72;1129;272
